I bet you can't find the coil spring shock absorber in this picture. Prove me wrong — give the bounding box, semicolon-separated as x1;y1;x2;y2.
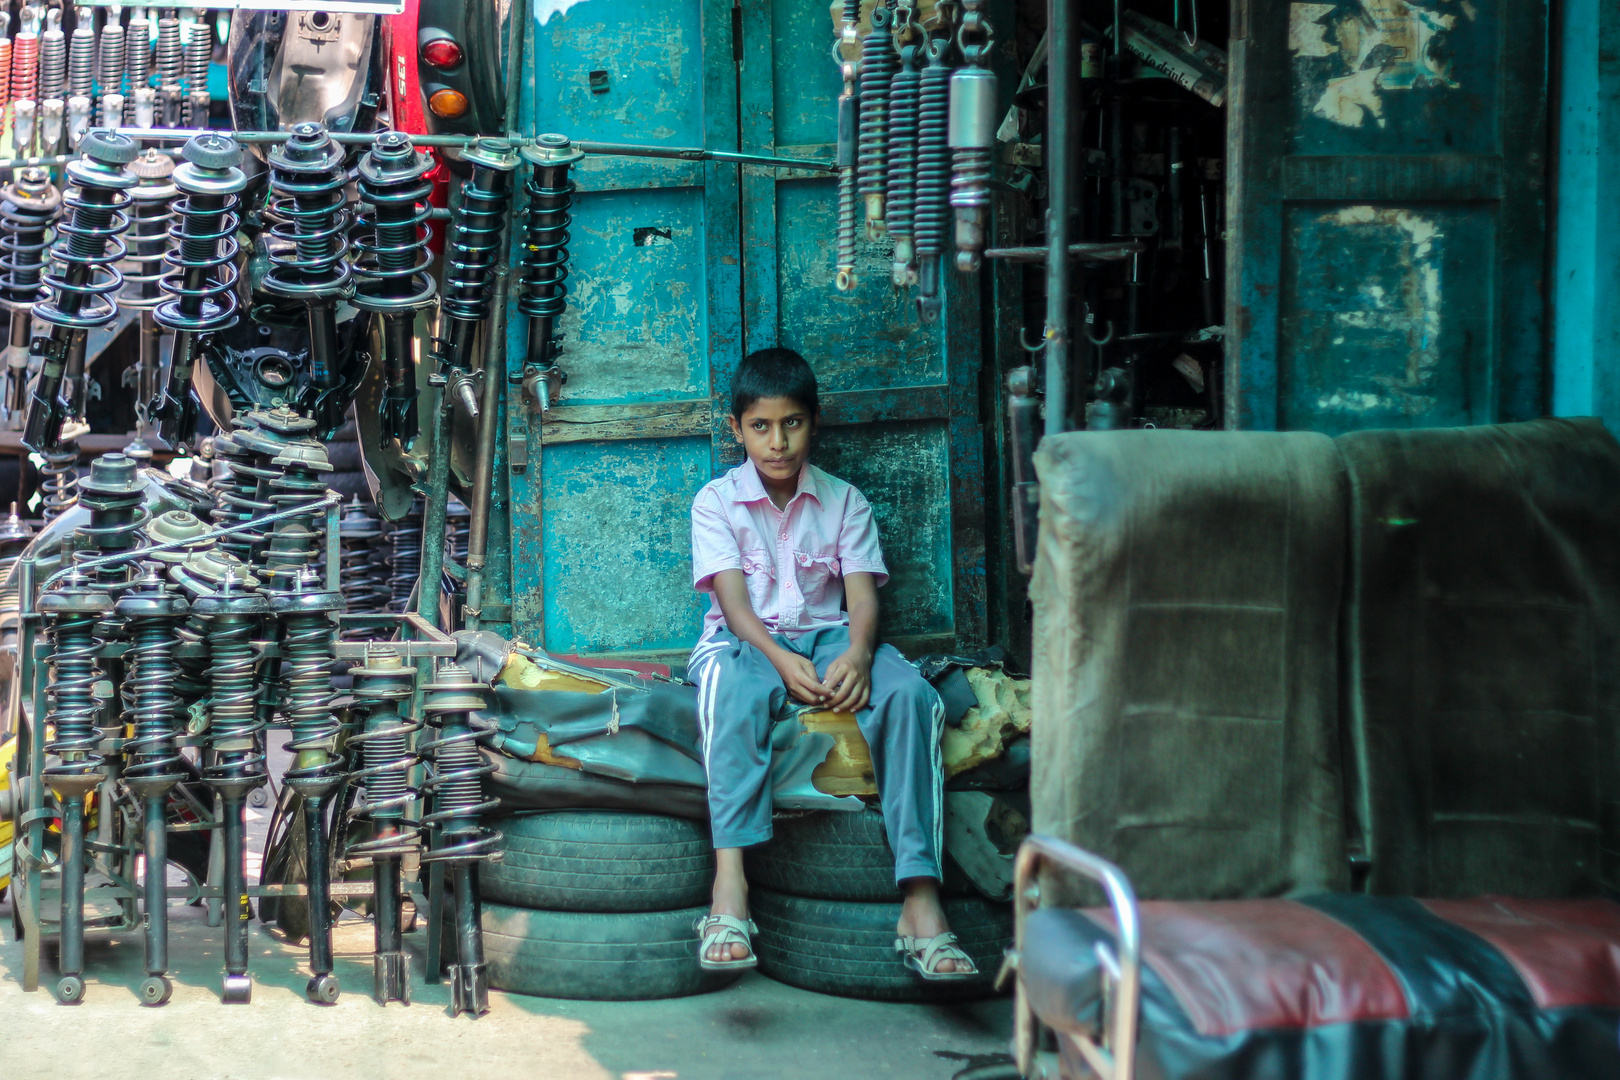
39;570;113;1005
95;14;123;127
194;569;269;1004
212;406;309;567
23;129;136;453
120;149;176;458
11;16;38;149
353;131;435;450
182;19;208;126
387;497;422;613
38;446;79;521
348;646;421;1004
145;507;217;707
265;123;353;435
857;2;899;239
273;568;347;1004
73;451;148;590
0;168;62;431
436;139;517;383
261;438;330;589
151;133;244;447
337;497;389;635
38;21;63;150
421;660;500;1016
67;9;91;103
912;34;956;324
123;13;149;124
517;135;581;414
832;0;860;291
116;563;190;1007
948;1;996;273
886;34;923;287
0;13;14;128
154;9;181;127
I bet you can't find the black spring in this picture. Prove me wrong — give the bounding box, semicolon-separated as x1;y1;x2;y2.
347;648;422;858
856;5;899;211
518;137;580;372
279;603;345;789
264;123;351;300
41;575;111;782
68;22;93;101
0;169;64;308
338;498;390;630
444;495;469;569
199;574;269;785
120;151;176;311
352;132;435;314
183;21;208;94
208;432;271;565
35;141;136;332
118;567;188;786
387;498;422;613
439;150;516;326
156;139;243;334
913;43;953;260
419;661;499;863
885;46;922;247
154;14;182;91
38;442;79;523
123;17;150;123
38;26;64;102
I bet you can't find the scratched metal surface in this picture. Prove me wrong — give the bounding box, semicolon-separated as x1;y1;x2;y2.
1227;0;1548;432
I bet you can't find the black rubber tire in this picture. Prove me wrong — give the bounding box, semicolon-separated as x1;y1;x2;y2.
751;888;1011;1002
480;811;715;913
745;806;973;901
479;900;742;1001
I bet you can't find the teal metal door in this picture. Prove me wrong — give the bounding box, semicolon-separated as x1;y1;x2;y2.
1226;0;1549;433
509;0;986;661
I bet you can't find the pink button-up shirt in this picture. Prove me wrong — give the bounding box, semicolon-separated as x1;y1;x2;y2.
691;459;889;643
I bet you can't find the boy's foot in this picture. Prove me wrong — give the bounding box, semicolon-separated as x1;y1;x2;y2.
896;879;973;977
706;848;753;965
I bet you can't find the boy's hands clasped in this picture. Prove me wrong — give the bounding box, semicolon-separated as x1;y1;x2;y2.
770;644;872;712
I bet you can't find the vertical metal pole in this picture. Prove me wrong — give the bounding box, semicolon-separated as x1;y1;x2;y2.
1044;0;1076;435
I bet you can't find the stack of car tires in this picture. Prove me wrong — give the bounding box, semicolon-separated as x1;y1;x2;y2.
475;810;740;1000
745;803;1012;1000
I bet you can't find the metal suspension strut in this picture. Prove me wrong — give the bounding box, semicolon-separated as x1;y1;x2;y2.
96;11;124;128
857;1;899;239
912;24;957;324
119;147;175;460
948;0;996;272
517;134;581;415
116;563;190;1007
73;451;149;598
353;131;435;450
196;569;270;1004
0;167;61;430
886;28;923;287
421;660;500;1016
67;8;91;105
387;497;422;613
264;122;353;435
154;8;182;128
337;497;389;636
22;129;135;453
39;570;113;1005
348;646;421;1005
0;13;13;133
832;0;860;291
150;132;243;447
12;9;38;155
124;12;149;125
38;14;63;153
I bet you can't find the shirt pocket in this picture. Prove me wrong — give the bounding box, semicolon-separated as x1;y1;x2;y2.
739;549;776;614
791;549;842;607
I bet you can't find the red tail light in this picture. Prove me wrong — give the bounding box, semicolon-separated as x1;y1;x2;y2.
421;38;462;69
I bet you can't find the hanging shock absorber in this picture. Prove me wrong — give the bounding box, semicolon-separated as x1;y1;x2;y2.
436;138;517;383
120;148;175;459
123;12;149;124
886;30;923;287
150;132;243;447
37;17;62;151
912;29;956;324
353;131;435;450
348;646;421;1005
116;563;190;1008
39;570;114;1005
274;568;347;1004
0;168;62;431
11;12;38;152
0;13;14;132
182;17;208;126
95;12;124;128
857;1;899;239
22;129;136;453
948;0;996;273
265;122;353;435
154;8;182;128
518;134;582;414
67;8;91;104
195;569;270;1004
421;660;500;1016
337;497;389;635
387;496;422;613
832;0;860;291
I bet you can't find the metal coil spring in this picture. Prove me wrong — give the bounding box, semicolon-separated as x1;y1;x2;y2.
280;613;344;785
0;40;13;116
444;496;469;568
265;136;351;298
157;187;240;331
263;459;328;579
386;501;422;613
120;184;172;310
124;18;150;122
121;584;185;785
43;602;104;778
856;7;899;208
35;181;131;331
0;175;60;308
418;733;499;862
201;607;265;783
183;21;208;93
439;166;512;324
67;23;91;100
39;443;79;523
154;15;181;89
38;27;63;101
518;168;573;324
913;47;953;259
209;435;275;564
10;32;37;113
338;501;390;624
353;135;434;313
347;652;422;857
95;22;123;125
949;147;992;212
885;53;922;241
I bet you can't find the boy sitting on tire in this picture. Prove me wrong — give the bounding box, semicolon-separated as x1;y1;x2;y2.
686;347;975;982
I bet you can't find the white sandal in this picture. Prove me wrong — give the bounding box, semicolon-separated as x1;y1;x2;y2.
696;913;759;971
895;931;979;982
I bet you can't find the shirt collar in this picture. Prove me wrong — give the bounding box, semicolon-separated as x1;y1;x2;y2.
734;459;820;507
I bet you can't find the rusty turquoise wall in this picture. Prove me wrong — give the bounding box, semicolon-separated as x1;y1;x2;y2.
1227;0;1550;433
505;0;988;660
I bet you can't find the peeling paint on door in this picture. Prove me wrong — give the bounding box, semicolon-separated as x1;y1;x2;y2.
1291;0;1476;130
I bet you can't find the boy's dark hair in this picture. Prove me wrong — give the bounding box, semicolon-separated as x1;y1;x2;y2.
731;347;819;419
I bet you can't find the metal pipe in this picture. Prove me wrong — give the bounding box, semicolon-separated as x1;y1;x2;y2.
1044;0;1077;436
989;241;1142;263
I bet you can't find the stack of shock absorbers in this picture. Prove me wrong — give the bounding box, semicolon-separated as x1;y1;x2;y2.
0;113;595;1015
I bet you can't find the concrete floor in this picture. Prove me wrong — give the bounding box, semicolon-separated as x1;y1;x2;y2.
0;896;1014;1080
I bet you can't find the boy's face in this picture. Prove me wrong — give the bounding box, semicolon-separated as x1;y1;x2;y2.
729;396;816;490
